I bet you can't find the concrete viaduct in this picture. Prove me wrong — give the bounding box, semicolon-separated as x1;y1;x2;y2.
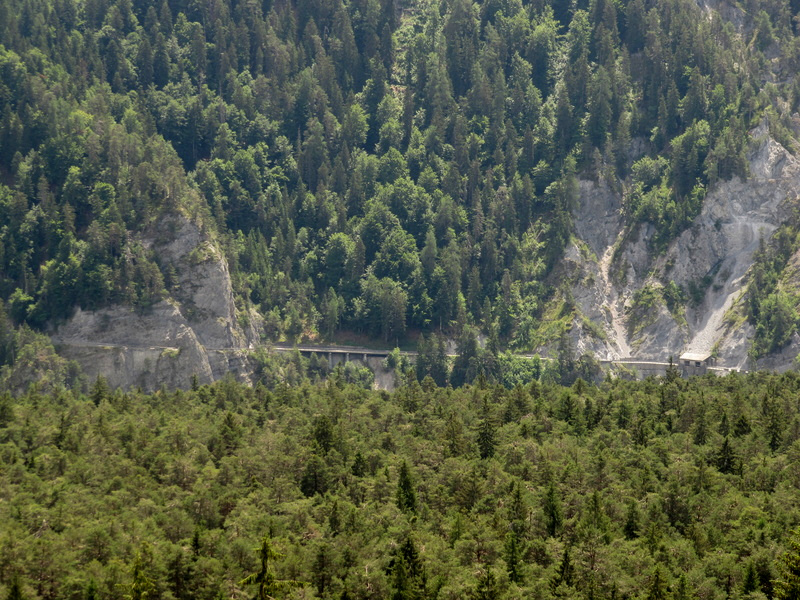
272;344;744;378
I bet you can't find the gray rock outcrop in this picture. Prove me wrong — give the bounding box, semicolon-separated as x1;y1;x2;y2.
53;215;258;391
568;122;800;369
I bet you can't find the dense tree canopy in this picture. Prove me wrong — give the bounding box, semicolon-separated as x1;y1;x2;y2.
1;362;800;599
0;0;794;352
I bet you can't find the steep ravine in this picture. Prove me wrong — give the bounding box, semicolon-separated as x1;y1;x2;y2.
569;124;800;369
598;241;632;359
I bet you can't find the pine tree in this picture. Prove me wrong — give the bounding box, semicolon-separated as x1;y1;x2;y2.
352;451;367;477
312;545;334;596
693;402;708;445
472;569;500;600
241;536;303;600
716;437;737;474
742;561;759;594
624;499;640;539
126;551;155;600
734;413;751;437
505;530;523;584
90;375;110;406
674;573;689;600
396;461;417;513
509;481;527;525
550;545;574;592
477;400;496;460
646;565;669;600
775;529;800;599
388;535;427;600
7;578;25;600
543;481;563;538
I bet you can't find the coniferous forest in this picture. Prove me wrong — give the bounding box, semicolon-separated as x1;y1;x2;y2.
3;367;800;599
4;0;800;598
1;0;797;351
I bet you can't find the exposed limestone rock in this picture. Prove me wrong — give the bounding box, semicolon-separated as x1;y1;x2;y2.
755;332;800;372
559;242;619;360
54;215;257;391
627;303;688;362
52;123;800;388
694;0;746;31
573;180;623;257
715;318;753;370
663;126;797;363
569;123;800;369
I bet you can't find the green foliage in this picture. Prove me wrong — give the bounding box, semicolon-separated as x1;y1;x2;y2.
396;461;417;514
0;326;82;393
388;534;427;600
776;529;800;599
645;565;670;600
477;400;497;460
0;366;799;598
472;569;500;600
415;333;449;387
543;481;564;538
241;537;304;600
0;0;784;356
627;285;662;336
746;226;800;359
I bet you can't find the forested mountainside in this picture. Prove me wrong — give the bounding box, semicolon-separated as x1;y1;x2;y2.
3;366;800;599
2;0;800;389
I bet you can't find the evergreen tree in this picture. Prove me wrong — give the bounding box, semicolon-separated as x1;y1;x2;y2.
388;535;427;600
241;537;303;600
694;403;708;445
477;400;496;460
90;375;110;406
6;579;24;600
543;481;564;538
716;437;737;474
396;461;417;513
776;529;800;600
742;561;759;595
550;545;574;592
505;530;523;584
646;565;669;600
472;569;500;600
624;499;640;540
126;551;156;600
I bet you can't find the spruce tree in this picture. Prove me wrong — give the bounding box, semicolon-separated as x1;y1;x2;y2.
241;537;303;600
543;481;563;538
505;530;523;584
776;529;800;600
624;499;640;540
396;461;417;514
646;565;669;600
477;400;496;460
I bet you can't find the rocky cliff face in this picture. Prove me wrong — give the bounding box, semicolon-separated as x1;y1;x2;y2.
53;215;258;391
568;122;800;369
53;124;800;388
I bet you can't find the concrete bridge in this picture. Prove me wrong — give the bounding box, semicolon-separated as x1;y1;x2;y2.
599;359;745;378
272;344;745;378
54;338;745;382
271;343;418;369
600;359;672;378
